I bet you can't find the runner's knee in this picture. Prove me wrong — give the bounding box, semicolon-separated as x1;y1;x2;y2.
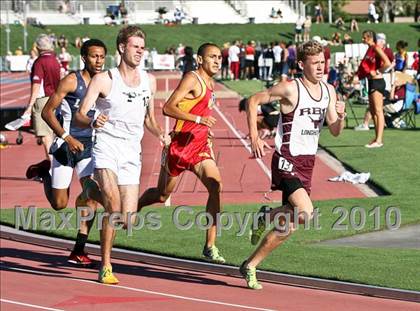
296;205;313;223
206;179;222;195
51;198;67;211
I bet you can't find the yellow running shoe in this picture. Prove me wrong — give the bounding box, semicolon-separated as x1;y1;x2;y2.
202;245;226;264
239;261;262;290
98;266;119;284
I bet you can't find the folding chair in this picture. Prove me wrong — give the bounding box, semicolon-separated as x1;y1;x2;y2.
399;83;417;128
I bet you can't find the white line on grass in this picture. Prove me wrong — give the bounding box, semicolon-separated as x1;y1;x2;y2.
213;104;271;179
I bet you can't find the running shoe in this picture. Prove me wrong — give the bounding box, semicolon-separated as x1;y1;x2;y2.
354;124;369;131
68;251;93;267
25;159;51;179
250;205;270;245
202;245;226;264
5;114;31;131
239;261;262;290
365;142;383;148
98;266;119;284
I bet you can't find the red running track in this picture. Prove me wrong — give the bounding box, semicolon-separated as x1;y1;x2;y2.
0;71;367;209
1;239;418;311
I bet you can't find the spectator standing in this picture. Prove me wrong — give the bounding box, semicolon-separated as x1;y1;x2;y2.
22;34;61;171
229;40;240;80
26;48;39;73
294;16;304;43
314;3;324;23
272;41;282;78
178;46;197;76
59;46;72;76
357;30;391;148
245;41;256;79
221;42;230;80
286;42;296;79
368;2;379;23
303;16;312;42
239;42;246;79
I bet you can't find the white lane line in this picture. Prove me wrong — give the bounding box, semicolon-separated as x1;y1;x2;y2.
0;299;64;311
0;87;28;96
1;94;29;106
213;104;271;180
2;265;276;311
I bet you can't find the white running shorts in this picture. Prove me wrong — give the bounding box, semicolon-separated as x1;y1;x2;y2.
92;133;141;185
51;156;93;189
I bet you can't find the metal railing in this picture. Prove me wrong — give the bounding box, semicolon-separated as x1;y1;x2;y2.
1;0;176;13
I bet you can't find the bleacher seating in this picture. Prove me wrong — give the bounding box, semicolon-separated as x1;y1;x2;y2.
0;0;299;25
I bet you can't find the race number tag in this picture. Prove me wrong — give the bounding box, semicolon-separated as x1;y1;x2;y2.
278;156;293;172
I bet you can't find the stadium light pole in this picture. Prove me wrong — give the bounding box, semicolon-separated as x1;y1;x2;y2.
6;1;11;54
328;0;332;24
23;0;28;52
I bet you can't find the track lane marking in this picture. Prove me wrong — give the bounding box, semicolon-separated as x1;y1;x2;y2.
2;265;277;311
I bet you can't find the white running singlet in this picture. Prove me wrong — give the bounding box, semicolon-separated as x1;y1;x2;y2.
275;78;330;156
95;67;151;147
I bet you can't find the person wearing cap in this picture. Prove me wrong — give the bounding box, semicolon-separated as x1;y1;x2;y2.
23;34;61;179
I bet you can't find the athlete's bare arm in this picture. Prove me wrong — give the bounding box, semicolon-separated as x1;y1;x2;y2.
163;72;216;128
247;80;295;158
75;71;112;129
325;83;345;136
41;73;85;152
144;73;168;145
374;45;391;74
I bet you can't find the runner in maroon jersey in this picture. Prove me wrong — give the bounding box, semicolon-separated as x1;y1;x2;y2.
240;40;346;290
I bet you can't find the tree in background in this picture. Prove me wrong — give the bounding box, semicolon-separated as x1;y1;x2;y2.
303;0;350;22
375;0;419;22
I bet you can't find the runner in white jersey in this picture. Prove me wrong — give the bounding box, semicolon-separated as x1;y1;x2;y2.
75;26;168;285
240;40;346;290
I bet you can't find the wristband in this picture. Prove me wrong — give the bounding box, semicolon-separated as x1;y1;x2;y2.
195;116;201;124
337;113;347;121
61;132;69;140
90;118;96;129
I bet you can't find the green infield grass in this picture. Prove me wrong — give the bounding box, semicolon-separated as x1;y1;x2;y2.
1;22;419;56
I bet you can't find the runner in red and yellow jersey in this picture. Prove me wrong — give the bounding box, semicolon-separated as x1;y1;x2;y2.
137;43;226;264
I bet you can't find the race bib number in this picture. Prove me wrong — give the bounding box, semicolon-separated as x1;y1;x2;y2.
278;156;293;172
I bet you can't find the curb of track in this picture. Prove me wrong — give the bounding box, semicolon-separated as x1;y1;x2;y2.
1;225;419;303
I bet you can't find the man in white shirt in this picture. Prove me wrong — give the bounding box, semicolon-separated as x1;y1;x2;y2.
228;40;240;80
75;26;167;285
272;41;282;78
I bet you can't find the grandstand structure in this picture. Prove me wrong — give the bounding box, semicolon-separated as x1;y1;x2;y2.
0;0;301;25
